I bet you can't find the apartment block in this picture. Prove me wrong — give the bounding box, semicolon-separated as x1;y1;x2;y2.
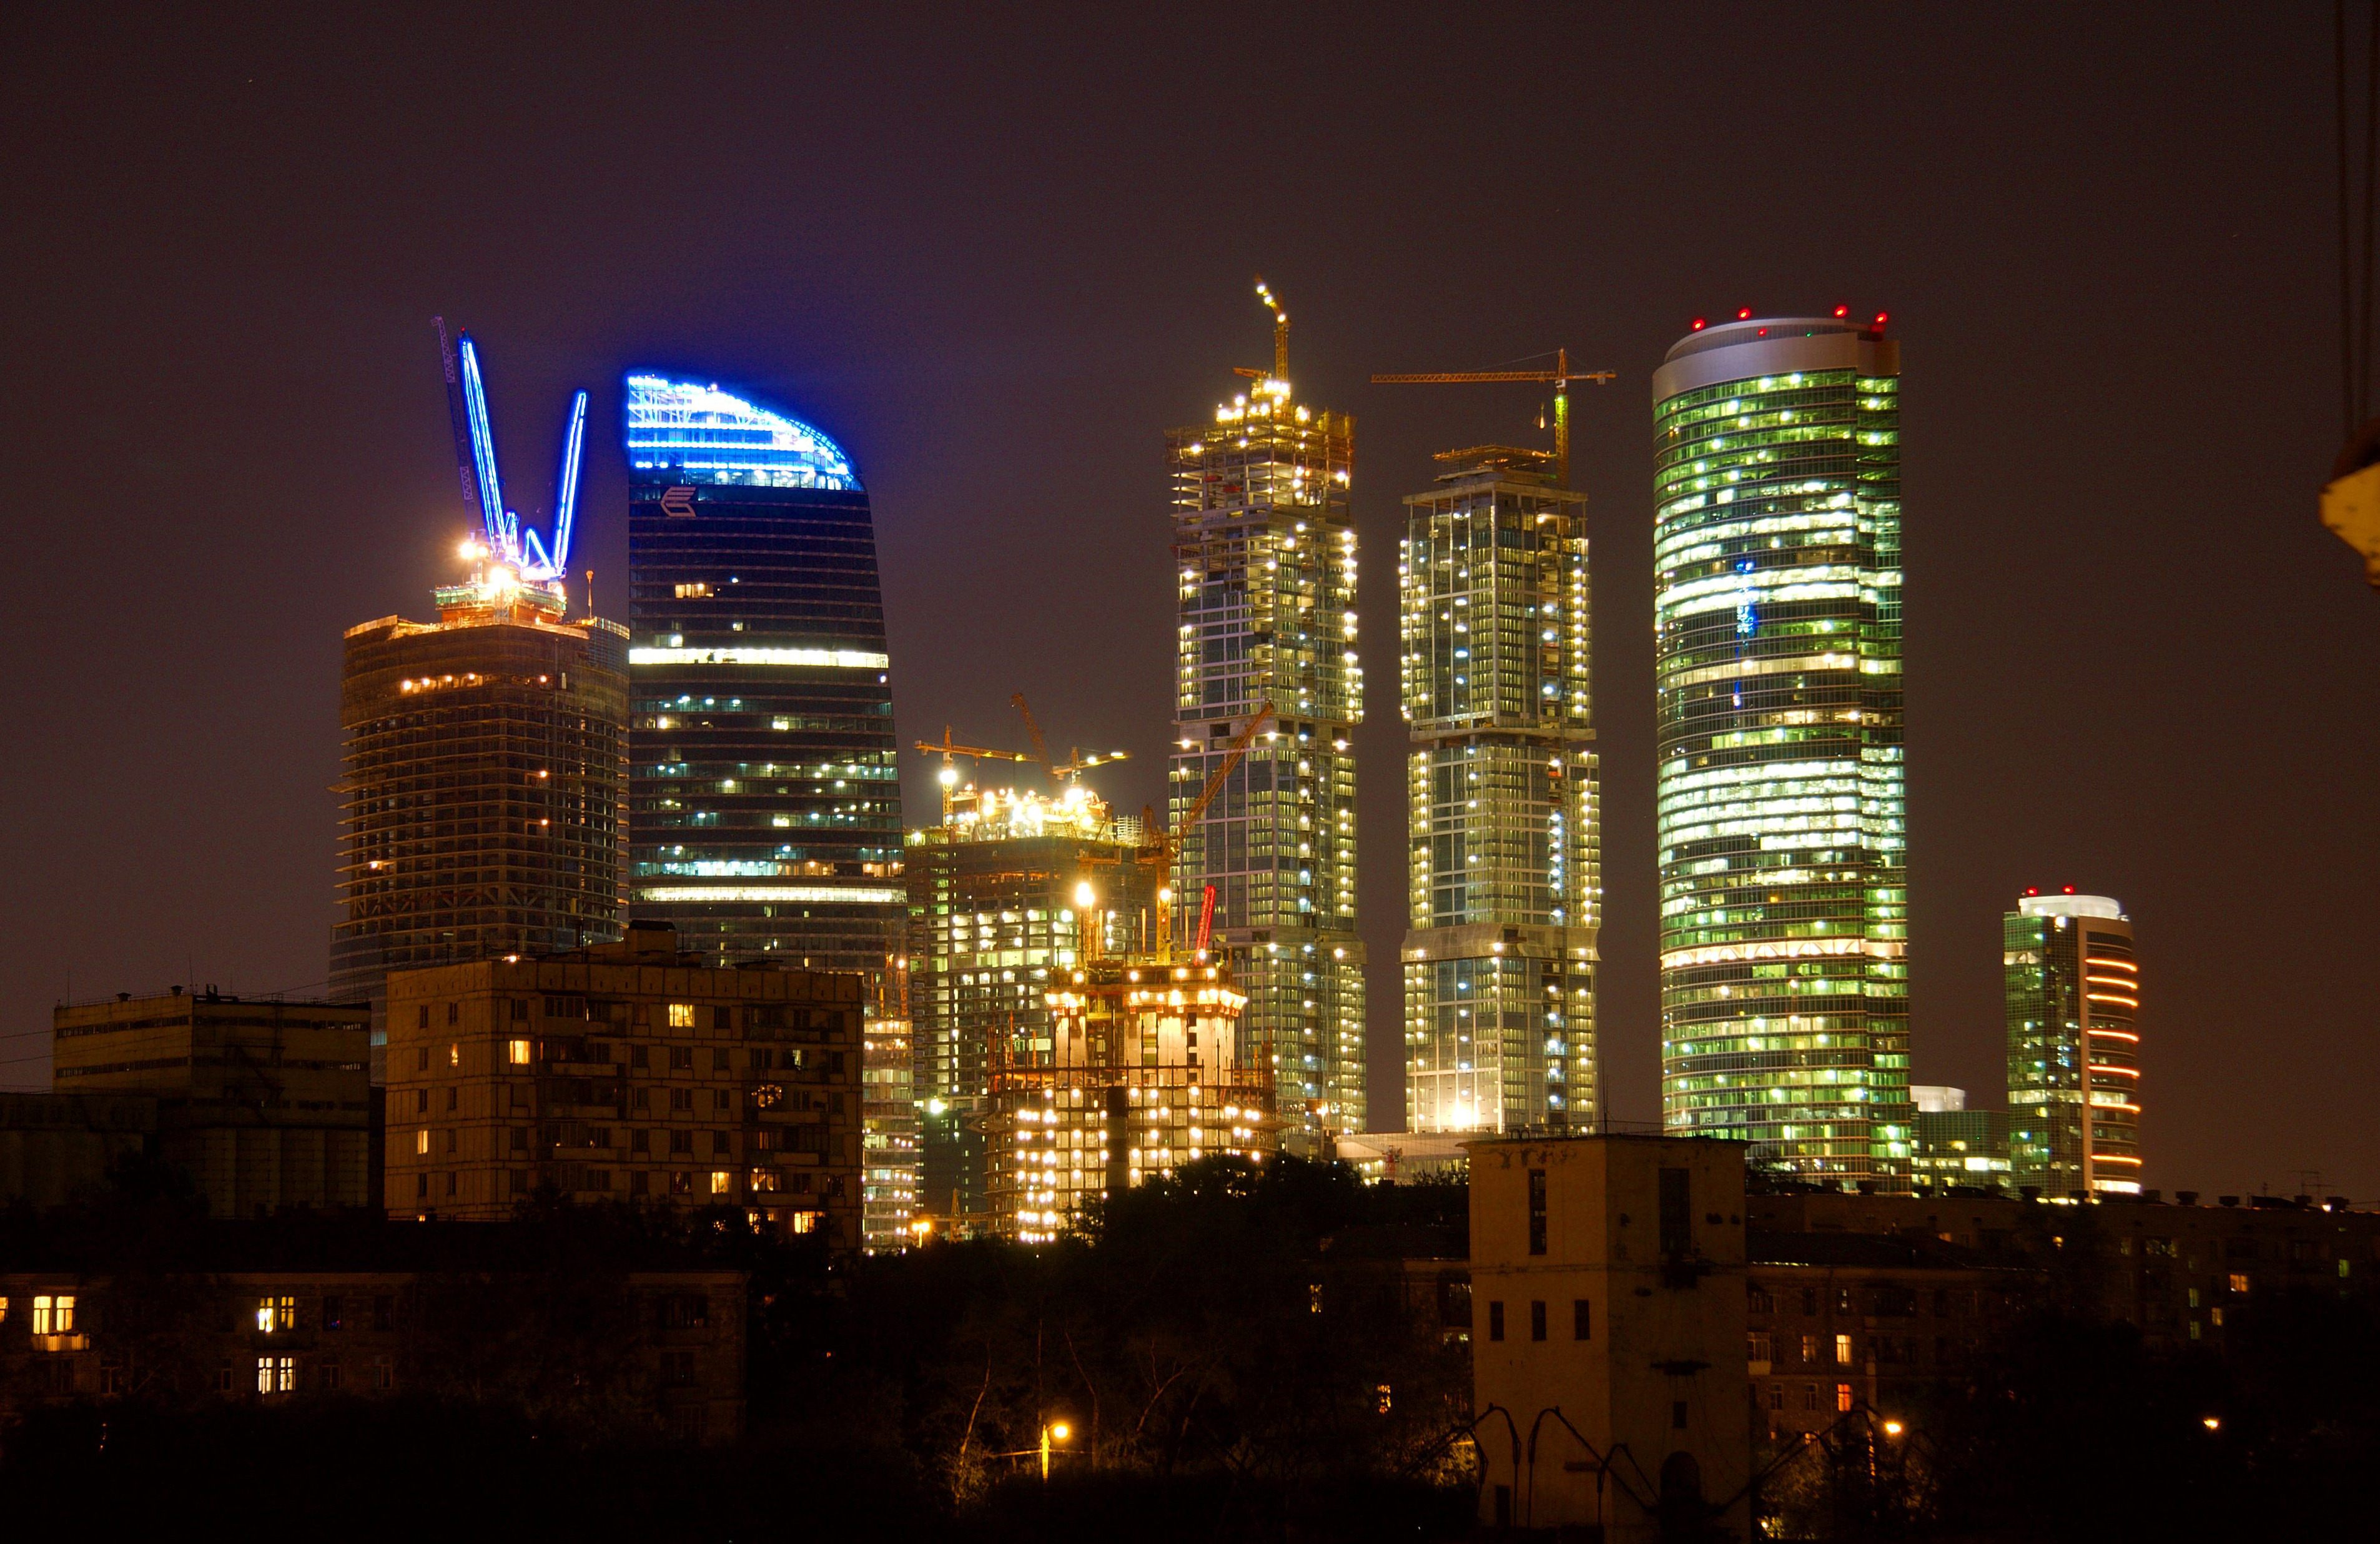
383;923;864;1246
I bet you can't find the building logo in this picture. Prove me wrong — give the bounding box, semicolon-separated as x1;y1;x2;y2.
661;486;698;518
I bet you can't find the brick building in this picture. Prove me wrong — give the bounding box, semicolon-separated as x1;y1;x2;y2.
383;923;864;1245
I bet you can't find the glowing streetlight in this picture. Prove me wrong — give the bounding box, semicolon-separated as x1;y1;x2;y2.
1881;1420;1904;1437
1040;1420;1072;1480
2202;1415;2222;1432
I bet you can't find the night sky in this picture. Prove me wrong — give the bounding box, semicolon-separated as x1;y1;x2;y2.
5;6;2372;1199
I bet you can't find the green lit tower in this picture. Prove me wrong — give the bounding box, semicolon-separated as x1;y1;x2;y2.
1650;310;1912;1188
1399;448;1599;1135
2005;889;2141;1197
1165;285;1365;1154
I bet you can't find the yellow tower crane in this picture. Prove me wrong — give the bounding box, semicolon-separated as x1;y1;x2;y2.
1142;702;1274;959
912;726;1035;820
1009;693;1130;785
1370;347;1617;488
1232;278;1291;384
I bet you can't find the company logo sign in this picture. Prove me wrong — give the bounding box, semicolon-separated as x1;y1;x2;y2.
660;486;697;518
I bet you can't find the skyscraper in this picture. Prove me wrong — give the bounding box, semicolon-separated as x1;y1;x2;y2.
1650;311;1912;1187
1400;448;1599;1135
1165;297;1365;1152
623;375;906;977
2004;890;2141;1196
333;331;624;1077
906;779;1160;1226
334;582;629;1076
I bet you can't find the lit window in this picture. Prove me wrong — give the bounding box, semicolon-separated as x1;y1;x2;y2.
2228;1273;2249;1294
786;1211;818;1234
256;1296;296;1333
415;1130;430;1156
711;1170;733;1195
508;1039;533;1066
449;1044;460;1067
1834;1334;1854;1364
668;1004;696;1028
256;1356;295;1393
1836;1383;1854;1413
32;1295;74;1335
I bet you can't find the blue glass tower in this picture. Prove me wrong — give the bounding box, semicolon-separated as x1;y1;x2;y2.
623;376;905;975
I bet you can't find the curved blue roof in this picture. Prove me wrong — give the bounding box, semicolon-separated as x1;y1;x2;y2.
623;374;859;490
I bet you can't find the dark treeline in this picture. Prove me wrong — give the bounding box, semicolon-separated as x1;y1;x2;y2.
6;1156;2378;1541
1;1156;1476;1542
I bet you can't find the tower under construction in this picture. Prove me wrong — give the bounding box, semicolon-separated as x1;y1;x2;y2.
1398;447;1600;1134
1165;284;1366;1152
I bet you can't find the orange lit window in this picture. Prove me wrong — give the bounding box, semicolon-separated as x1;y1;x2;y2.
1836;1383;1855;1413
32;1295;74;1335
786;1211;819;1235
415;1130;430;1156
668;1003;696;1029
1834;1334;1854;1365
2227;1273;2249;1295
256;1355;295;1393
710;1170;733;1195
508;1039;532;1066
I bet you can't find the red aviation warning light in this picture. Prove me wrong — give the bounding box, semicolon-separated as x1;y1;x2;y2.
1834;305;1850;318
1691;317;1707;330
1737;307;1752;319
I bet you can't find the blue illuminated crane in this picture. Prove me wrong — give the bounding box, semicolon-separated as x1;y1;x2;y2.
432;318;585;585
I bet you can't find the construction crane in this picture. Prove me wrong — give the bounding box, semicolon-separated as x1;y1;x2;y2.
912;726;1035;819
1145;702;1274;958
1009;693;1130;785
1370;347;1616;488
1231;277;1291;382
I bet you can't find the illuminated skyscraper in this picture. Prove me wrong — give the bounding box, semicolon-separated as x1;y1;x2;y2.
1651;312;1912;1187
334;581;629;1081
905;780;1161;1227
1399;449;1599;1135
1165;293;1365;1152
623;375;906;976
333;332;625;1079
2005;890;2141;1196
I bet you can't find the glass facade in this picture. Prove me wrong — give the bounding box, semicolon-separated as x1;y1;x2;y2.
625;379;904;978
1398;455;1600;1134
333;584;627;1080
2005;893;2141;1195
1651;317;1912;1188
1165;375;1365;1151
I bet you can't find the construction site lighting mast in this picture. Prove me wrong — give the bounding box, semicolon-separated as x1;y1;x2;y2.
1369;348;1616;488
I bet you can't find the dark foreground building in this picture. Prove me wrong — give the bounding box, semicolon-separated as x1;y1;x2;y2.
623;374;904;977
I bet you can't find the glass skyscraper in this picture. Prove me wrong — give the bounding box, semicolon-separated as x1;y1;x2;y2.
2005;890;2141;1196
623;375;905;977
1650;313;1911;1188
1166;371;1365;1152
1399;450;1599;1135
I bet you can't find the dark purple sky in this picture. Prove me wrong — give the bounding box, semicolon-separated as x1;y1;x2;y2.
5;6;2373;1199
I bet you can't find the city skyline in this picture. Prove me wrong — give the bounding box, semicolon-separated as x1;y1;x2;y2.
7;7;2374;1201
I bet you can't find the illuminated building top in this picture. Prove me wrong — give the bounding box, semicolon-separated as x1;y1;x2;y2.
911;783;1138;848
623;374;859;490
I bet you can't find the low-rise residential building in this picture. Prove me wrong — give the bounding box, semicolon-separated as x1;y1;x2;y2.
49;990;372;1215
383;923;864;1246
0;1259;745;1442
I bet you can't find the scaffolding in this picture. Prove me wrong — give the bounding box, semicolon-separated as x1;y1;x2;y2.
985;956;1276;1243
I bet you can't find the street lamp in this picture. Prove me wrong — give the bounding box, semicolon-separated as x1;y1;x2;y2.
1040;1420;1071;1481
1881;1420;1904;1438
